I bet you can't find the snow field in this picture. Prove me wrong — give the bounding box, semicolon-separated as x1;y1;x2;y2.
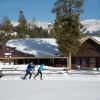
0;80;100;100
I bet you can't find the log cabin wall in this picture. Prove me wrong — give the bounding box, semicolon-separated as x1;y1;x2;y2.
72;38;100;69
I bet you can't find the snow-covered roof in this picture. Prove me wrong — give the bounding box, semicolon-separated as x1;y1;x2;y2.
92;36;100;43
6;36;100;57
6;38;59;57
81;36;100;45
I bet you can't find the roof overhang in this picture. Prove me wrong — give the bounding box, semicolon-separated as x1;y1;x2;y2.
81;36;100;45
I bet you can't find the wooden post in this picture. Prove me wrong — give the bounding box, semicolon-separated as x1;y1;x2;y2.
53;58;54;67
67;57;68;68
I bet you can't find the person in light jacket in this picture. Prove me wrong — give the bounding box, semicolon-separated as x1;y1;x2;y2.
34;64;44;80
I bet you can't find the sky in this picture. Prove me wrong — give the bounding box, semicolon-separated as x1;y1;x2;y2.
0;0;100;22
81;0;100;20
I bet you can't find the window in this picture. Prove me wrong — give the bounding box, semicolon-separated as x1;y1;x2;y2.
90;58;95;64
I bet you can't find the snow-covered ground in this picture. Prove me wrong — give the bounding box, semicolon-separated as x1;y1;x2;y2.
0;64;100;81
0;65;100;100
1;70;100;81
0;80;100;100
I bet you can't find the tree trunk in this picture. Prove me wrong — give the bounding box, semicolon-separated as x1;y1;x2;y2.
68;52;72;69
66;57;69;74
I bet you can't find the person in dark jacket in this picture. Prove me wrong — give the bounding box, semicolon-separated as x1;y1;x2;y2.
23;62;35;79
34;64;44;80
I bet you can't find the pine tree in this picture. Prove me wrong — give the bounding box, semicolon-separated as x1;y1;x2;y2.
0;16;13;45
52;0;84;69
2;16;13;32
18;10;27;27
17;10;28;38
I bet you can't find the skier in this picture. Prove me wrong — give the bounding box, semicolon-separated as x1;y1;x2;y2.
23;62;35;80
34;64;44;80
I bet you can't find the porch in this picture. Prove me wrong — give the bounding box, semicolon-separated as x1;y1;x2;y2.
0;57;68;67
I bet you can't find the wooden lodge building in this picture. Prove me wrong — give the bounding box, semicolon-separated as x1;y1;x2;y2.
0;36;100;69
72;36;100;69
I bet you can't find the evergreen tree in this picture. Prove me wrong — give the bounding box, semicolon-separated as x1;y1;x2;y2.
0;16;13;45
0;31;6;45
1;16;13;32
18;10;27;27
52;0;84;69
17;10;28;38
0;31;13;45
